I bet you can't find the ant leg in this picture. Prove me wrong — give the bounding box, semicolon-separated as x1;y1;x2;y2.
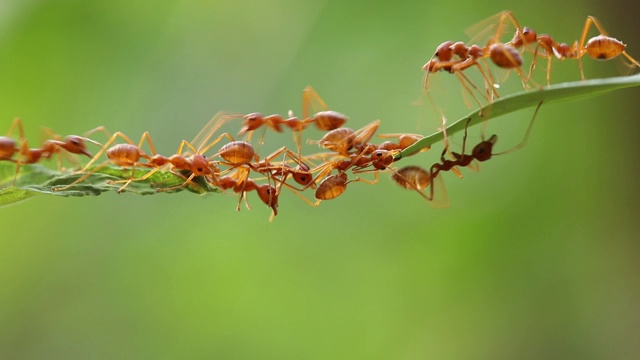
278;181;318;206
155;172;198;193
348;169;380;185
302;85;329;119
82;126;111;145
438;112;464;179
474;62;501;101
527;42;555;86
197;132;236;155
493;11;524;45
107;164;167;186
52;161;110;191
353;120;381;147
454;71;486;112
137;131;159;156
460;118;473;155
191;112;243;153
5;118;26;139
175;139;200;156
494;101;543;155
575;16;612;80
10;159;22;186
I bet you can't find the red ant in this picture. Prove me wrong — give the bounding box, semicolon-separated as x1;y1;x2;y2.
1;118;102;186
229;86;347;156
509;16;640;85
53;130;216;193
422;11;533;110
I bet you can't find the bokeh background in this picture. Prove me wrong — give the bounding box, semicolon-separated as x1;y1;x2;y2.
1;0;639;359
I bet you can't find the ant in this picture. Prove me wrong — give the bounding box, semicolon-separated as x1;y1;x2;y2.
236;86;347;156
510;16;640;85
422;11;533;110
100;112;265;193
1;118;102;186
53;130;216;193
309;120;381;156
394;101;543;204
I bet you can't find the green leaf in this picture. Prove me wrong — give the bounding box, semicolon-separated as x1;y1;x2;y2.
0;187;39;207
397;73;640;159
0;163;219;207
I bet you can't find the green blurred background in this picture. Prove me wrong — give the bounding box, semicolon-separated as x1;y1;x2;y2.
1;0;639;359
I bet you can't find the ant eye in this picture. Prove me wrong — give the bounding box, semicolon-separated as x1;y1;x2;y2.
300;176;306;181
197;167;203;172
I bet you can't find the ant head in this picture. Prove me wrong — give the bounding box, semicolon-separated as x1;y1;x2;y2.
63;136;92;157
239;113;264;134
422;59;437;72
291;168;313;187
511;27;537;47
371;150;394;169
189;154;212;175
522;27;537;43
473;135;497;162
257;184;278;216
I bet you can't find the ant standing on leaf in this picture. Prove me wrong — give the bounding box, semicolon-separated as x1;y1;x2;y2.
0;118;103;186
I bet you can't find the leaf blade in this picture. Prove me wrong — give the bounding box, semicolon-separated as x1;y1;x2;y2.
398;74;640;159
